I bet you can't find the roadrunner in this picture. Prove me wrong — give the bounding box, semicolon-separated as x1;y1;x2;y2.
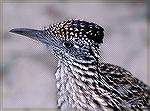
10;19;150;110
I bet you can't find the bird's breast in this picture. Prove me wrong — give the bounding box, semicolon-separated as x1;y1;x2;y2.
55;60;108;110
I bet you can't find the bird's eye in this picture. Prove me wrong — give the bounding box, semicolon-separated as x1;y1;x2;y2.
63;42;73;48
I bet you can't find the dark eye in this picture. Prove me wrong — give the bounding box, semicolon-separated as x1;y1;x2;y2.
63;42;73;48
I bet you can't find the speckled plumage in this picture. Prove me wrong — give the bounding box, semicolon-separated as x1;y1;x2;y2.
45;19;104;44
10;19;150;111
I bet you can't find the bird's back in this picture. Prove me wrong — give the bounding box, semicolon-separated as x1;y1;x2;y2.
96;63;150;110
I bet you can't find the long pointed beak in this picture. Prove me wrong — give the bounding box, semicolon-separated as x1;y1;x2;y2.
10;28;48;44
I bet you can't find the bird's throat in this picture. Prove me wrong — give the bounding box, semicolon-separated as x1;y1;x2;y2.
55;56;99;109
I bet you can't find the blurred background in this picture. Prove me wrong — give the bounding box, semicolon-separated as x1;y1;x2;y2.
2;1;149;110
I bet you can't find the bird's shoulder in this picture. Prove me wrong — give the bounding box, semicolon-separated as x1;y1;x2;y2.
97;62;150;92
94;62;150;109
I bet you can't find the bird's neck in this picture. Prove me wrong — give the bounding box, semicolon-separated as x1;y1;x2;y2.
55;53;100;109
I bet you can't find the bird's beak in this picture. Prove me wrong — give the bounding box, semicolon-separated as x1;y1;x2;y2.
10;28;49;44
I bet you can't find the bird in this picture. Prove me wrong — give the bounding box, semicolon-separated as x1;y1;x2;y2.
10;19;150;111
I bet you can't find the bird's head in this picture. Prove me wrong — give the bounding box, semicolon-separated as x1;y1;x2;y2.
10;19;104;62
